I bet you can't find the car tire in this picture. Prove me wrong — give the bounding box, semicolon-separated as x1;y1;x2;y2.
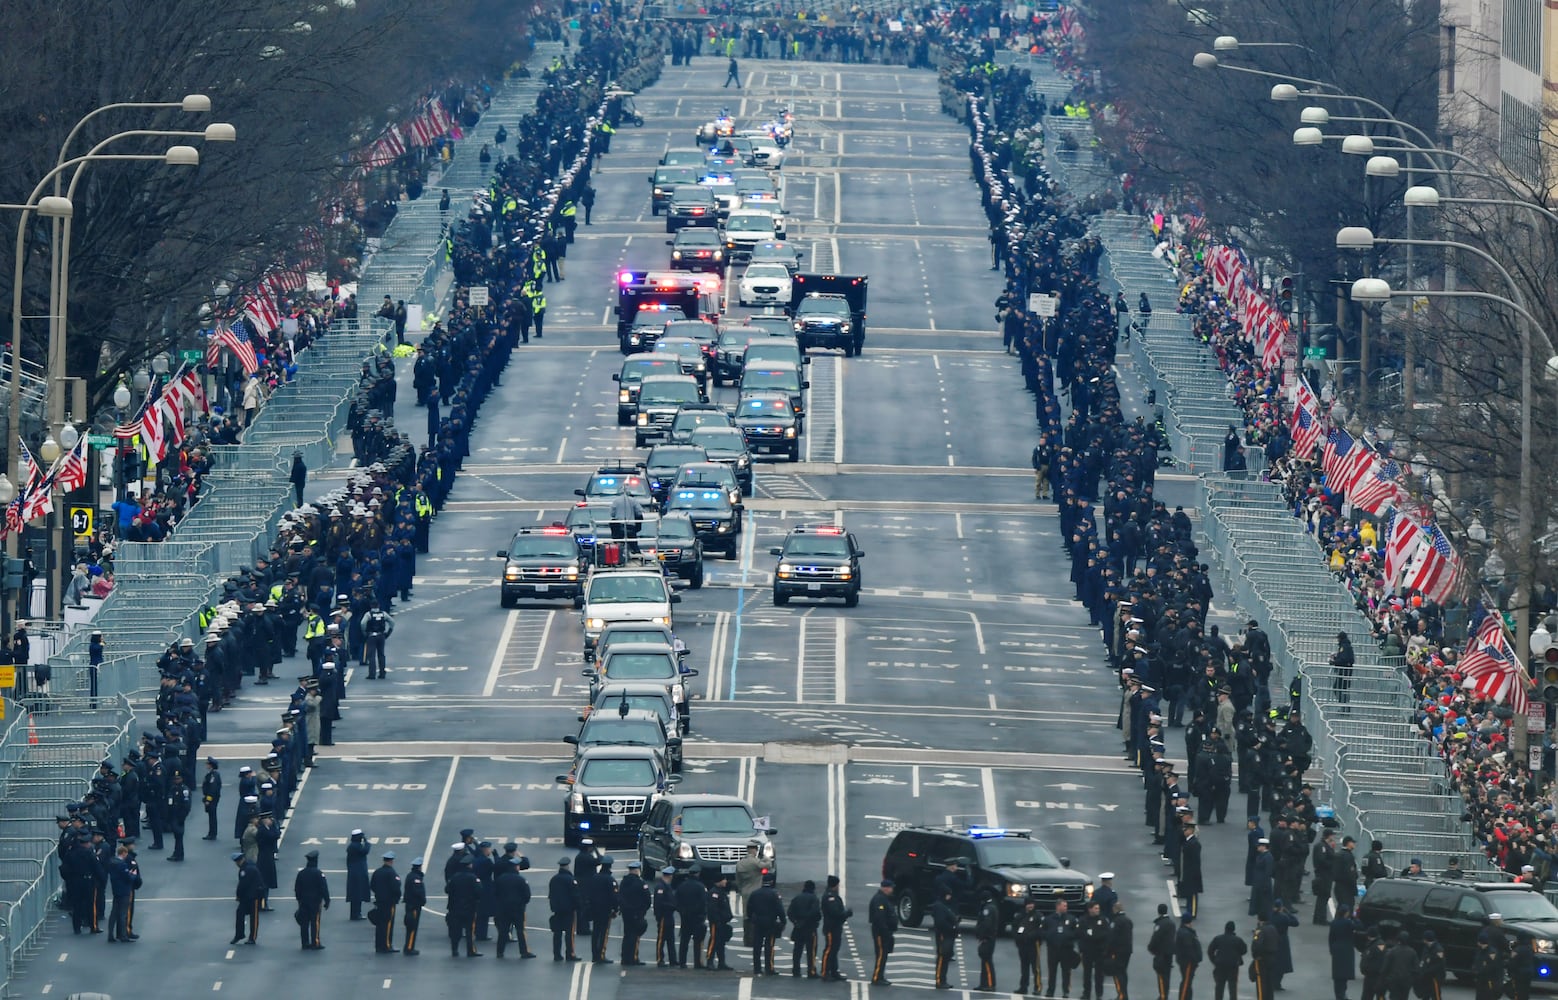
725;544;738;560
634;435;646;448
690;565;705;590
843;590;859;608
564;824;579;849
773;589;789;606
572;593;585;610
895;888;924;928
787;446;799;462
500;593;515;609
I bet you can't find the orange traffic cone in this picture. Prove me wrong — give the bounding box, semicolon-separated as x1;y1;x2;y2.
27;713;37;745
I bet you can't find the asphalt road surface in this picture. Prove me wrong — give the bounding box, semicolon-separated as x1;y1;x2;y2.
13;56;1479;1000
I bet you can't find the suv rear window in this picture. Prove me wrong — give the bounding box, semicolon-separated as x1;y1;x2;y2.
1359;882;1413;912
1422;888;1457;916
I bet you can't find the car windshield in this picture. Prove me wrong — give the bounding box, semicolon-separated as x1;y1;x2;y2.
976;838;1062;869
655;343;701;361
657;168;698;184
673;186;713;202
588;577;669;604
650;447;708;469
745;264;789;280
622;360;677;383
744;370;798;390
578;758;656;786
508;535;579;558
651;519;697;543
603;652;677;679
678;805;758;835
665;323;714;341
691;428;747;451
662;152;704;166
743;319;792;336
580;717;665;746
674;413;728;433
641;382;702;404
746;348;798;367
784;536;851;559
677;232;719;246
719;332;756;351
595;692;672;720
668;490;731;513
1482;891;1558;921
566;507;609;532
727;216;773;233
600;627;671;647
802;299;850;317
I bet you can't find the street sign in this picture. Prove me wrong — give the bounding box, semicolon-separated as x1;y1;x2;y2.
1028;293;1059;318
0;666;14;689
469;286;489;307
179;349;204;363
1303;346;1327;359
86;434;113;449
69;506;93;537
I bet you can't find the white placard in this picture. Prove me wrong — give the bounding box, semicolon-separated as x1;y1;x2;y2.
1028;293;1058;317
469;285;489;306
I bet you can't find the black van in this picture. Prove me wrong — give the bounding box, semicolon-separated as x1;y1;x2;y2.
1358;878;1558;980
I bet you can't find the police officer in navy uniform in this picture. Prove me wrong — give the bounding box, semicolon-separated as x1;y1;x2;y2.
652;866;678;967
706;872;735;971
549;857;580;961
587;855;619;963
294;849;329;950
445;853;482;957
370;851;401;953
494;848;536;958
232;851;265;945
868;878;897;986
402;857;426;956
749;871;785;975
820;874;850;982
676;866;707;967
201;758;222;840
618;859;651;965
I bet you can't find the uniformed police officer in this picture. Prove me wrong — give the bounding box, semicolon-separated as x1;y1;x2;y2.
652;866;678;967
618;859;650;965
294;849;329;950
748;871;785;975
868;879;897;986
706;872;735;971
587;855;619;963
820;874;850;982
445;854;481;957
549;857;580;961
676;867;707;967
232;851;265;945
201;758;222;840
402;857;426;955
371;851;401;953
494;849;535;958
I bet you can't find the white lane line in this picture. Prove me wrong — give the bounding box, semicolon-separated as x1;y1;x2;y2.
834;173;842;225
954;512;963;539
988;693;998;711
967;611;986;655
836;760;848;891
834;353;845;464
555;436;568;464
419;757;461;889
797;617;809;703
911;765;920;798
705;610;730;703
835;617;847;705
482;611;519;697
738;975;754;1000
933;354;941;371
981;767;998;827
1167;880;1182;918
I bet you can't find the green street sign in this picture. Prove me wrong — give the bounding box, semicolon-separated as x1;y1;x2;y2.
179;350;203;363
1303;347;1327;359
86;434;114;449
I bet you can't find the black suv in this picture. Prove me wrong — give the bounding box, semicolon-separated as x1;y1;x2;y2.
557;745;680;848
650;166;699;215
1358;878;1558;979
881;826;1094;929
666;186;718;233
645;444;709;505
664;486;739;559
496;526;586;608
734;391;800;461
792;293;857;354
566;705;684;774
771;525;864;607
643;512;705;588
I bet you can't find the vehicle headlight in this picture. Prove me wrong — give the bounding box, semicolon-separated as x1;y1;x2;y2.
504;570;521;580
630;334;642;345
1006;883;1027;898
569;791;585;812
716;523;731;533
1536;939;1557;955
785;427;796;438
760;840;776;861
586;618;606;631
729;490;740;505
736;455;750;467
566;568;579;580
655;615;673;626
619;389;631;402
793;322;803;332
672;251;682;260
1084;883;1095;899
676;843;694;860
695;362;706;371
837;570;852;580
777;563;794;577
638;413;649;425
714;250;723;259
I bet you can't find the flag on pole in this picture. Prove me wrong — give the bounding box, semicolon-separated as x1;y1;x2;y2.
1290;404;1322;457
1402;522;1462;604
16;439;39;492
52;433;88;494
1350;457;1405;515
1384;511;1422;592
140;397;167;463
218;323;259;374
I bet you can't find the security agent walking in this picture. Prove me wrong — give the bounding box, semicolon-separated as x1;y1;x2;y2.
549;857;580;961
402;858;426;955
294;849;330;950
975;896;1000;990
587;855;619;963
363;602;393;679
787;879;822;978
819;874;850;982
868;879;898;986
370;851;402;953
1206;920;1246;1000
724;55;741;88
652;866;678;966
748;872;786;974
676;868;707;967
618;860;650;964
232;851;265;945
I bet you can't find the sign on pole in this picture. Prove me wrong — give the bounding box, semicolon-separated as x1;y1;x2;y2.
85;434;113;449
469;286;490;307
1028;293;1059;318
179;349;203;363
69;506;93;537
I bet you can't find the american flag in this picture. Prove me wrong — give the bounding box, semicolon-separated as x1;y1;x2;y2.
218;323;259;374
1209;247;1235;293
1460;615;1530;712
1322;428;1360;488
243;288;282;335
1384;511;1421;591
52;433;88;494
1290;403;1322;457
1402;522;1462;605
1261;309;1285;371
1294;379;1321;417
1350;457;1404;515
16;438;39;491
140;395;167;463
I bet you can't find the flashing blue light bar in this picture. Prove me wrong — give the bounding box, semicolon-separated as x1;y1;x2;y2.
968;827;1008;839
579;821;592;830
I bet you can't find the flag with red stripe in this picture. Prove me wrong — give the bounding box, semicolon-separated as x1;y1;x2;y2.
1290;403;1322;457
1384;511;1421;592
53;433;88;494
1402;522;1462;604
219;323;259;374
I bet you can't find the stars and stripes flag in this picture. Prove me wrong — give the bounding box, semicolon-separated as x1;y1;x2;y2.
1321;428;1372;491
1290;403;1322;457
1460;614;1530;712
1402;522;1463;605
1261;309;1285;371
218;322;259;374
16;438;40;490
1384;511;1420;592
1209;247;1235;293
1294;379;1321;418
1350;457;1406;516
140;391;167;463
242;288;282;335
52;432;88;494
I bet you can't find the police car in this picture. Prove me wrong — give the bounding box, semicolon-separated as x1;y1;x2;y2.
734;391;800;461
880;826;1094;927
496;526;587;608
575;464;653;504
770;524;863;607
663;486;739;559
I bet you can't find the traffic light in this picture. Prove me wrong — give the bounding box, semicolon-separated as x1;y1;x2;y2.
1534;624;1558;702
1279;276;1295;314
1;557;21;591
